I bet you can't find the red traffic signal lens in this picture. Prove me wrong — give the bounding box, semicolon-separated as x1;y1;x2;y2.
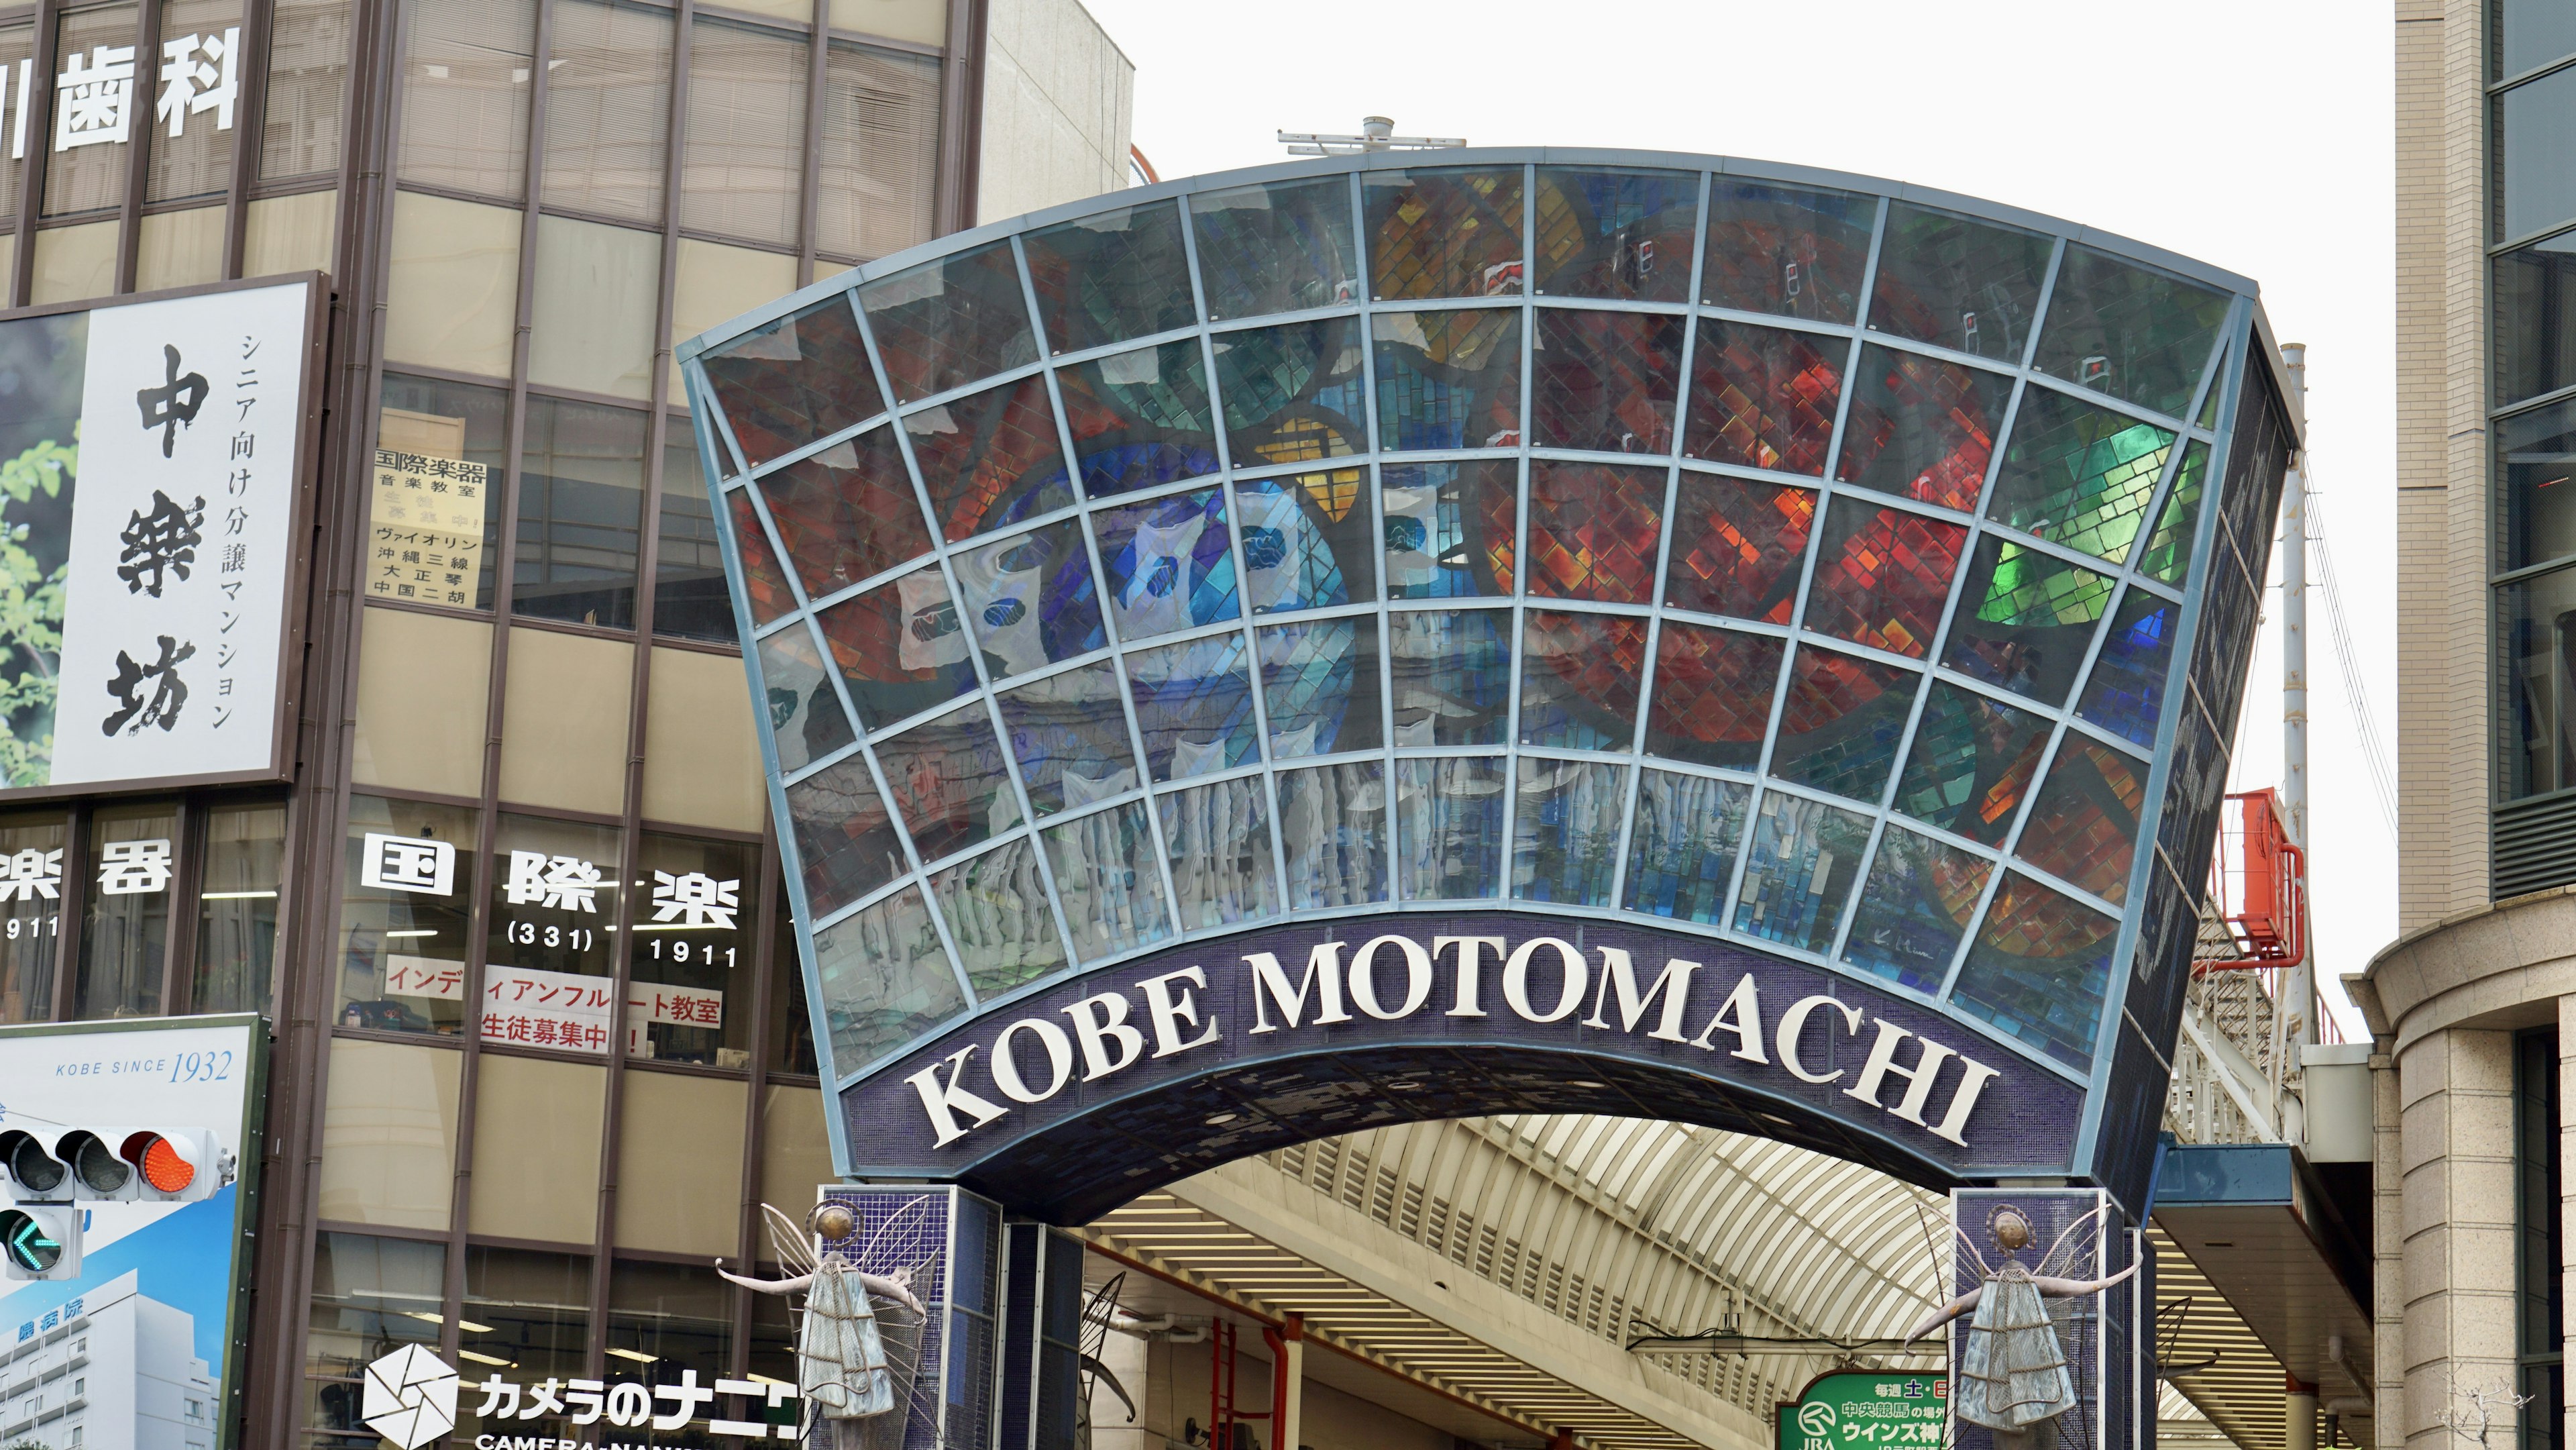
121;1133;194;1194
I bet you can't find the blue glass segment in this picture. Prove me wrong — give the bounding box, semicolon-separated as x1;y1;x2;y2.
812;885;963;1069
1511;758;1628;905
1949;872;2120;1072
1277;762;1390;909
1731;790;1871;953
929;837;1065;998
871;701;1021;864
1057;342;1219;498
1214;317;1367;468
1159;776;1281;931
756;621;853;772
1382;460;1516;599
1941;535;2116;709
952;521;1105;681
1257;618;1382;758
997;662;1136;815
1533;166;1700;304
1623;770;1752;925
1373;309;1521;450
1397;756;1506;900
1093;488;1239;641
1126;633;1258;782
1236;469;1376;613
1191;176;1362;321
1519;611;1647;751
1389;608;1513;747
2077;587;2180;747
1041;802;1173;964
1841;826;1993;995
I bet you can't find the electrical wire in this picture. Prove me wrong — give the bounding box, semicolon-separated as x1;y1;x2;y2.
2300;481;2400;838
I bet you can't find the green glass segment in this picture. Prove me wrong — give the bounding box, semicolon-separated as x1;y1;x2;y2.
2196;365;2224;429
2137;441;2211;584
1892;682;2049;845
1941;536;2116;708
2032;244;2231;419
1984;386;2176;565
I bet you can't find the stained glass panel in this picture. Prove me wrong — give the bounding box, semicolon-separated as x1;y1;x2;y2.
953;521;1105;680
1093;488;1238;641
1529;309;1683;454
1801;500;1966;659
1057;341;1219;498
929;837;1064;998
786;754;904;919
1682;319;1841;474
1389;607;1513;747
1191;176;1361;321
1365;167;1524;301
1126;633;1258;782
903;373;1074;541
1984;386;2176;565
2136;441;2210;585
1214;317;1366;468
754;424;932;600
1731;790;1870;953
1238;470;1375;613
1519;610;1648;751
1702;179;1875;324
1644;623;1784;770
1383;460;1516;599
1624;770;1751;925
1769;645;1920;806
1835;344;2013;513
2077;588;2180;747
996;661;1136;815
1511;757;1628;906
2033;245;2231;420
1949;872;2118;1071
757;621;853;772
1941;536;2115;708
1526;462;1665;603
858;240;1038;403
1022;199;1195;354
1397;756;1507;900
1373;309;1522;451
812;886;962;1068
812;562;978;730
1894;682;2049;845
1159;776;1280;931
1664;473;1813;623
872;701;1020;864
702;293;883;469
1869;203;2053;363
1532;167;1698;303
727;488;798;625
1042;802;1172;964
1258;618;1383;758
1841;826;1991;995
1278;762;1389;909
2015;739;2145;905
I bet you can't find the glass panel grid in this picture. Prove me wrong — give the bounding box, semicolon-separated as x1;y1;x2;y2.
689;155;2269;1090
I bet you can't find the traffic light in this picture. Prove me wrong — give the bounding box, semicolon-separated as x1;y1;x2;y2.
0;1203;79;1280
0;1127;225;1204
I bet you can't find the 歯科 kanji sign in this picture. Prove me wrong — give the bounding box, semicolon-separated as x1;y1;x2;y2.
0;278;316;794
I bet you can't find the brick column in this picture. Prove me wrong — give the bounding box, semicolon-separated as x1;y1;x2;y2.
2400;1029;2519;1450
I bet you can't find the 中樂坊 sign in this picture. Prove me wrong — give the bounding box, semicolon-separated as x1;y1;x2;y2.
845;913;2087;1224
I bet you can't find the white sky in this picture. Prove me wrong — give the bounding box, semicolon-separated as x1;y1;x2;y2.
1081;0;2396;1038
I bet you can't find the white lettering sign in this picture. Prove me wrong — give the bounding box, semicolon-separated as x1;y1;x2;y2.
362;832;455;895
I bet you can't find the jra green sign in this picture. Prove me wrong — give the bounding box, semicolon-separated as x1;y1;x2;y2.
1777;1370;1948;1450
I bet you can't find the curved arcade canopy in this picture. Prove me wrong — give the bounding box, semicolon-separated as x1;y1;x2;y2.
676;148;2295;1222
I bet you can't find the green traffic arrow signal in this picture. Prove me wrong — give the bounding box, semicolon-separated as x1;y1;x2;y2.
0;1209;60;1273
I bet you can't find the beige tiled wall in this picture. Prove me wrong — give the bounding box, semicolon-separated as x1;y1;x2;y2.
975;0;1134;225
2396;0;2493;928
2398;1027;2519;1450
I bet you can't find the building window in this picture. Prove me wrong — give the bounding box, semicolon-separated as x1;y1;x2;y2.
482;813;623;1051
305;1233;445;1443
397;0;537;202
336;795;478;1036
0;810;69;1023
653;434;737;645
74;802;180;1019
195;800;286;1015
515;397;647;629
376;374;511;611
2520;1027;2566;1450
629;833;756;1066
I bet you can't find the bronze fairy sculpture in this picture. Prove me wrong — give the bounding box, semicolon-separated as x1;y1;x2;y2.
718;1200;930;1447
1903;1203;2137;1447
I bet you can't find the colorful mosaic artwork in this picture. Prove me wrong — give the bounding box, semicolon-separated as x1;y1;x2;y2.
1943;535;2116;707
1984;386;2176;565
2137;441;2211;585
1193;177;1363;321
1951;872;2121;1071
1216;317;1368;468
1869;203;2055;363
904;373;1075;542
1842;826;1993;995
1802;499;1967;659
1023;199;1197;354
1682;319;1842;474
2077;588;2180;747
1532;167;1700;303
1383;460;1517;599
1366;167;1525;301
1374;308;1523;451
1733;791;1872;953
857;240;1040;404
2033;245;2233;421
1769;645;1921;805
813;562;979;730
1057;342;1222;498
702;294;885;468
1625;771;1752;925
1518;610;1650;751
1526;462;1665;603
755;424;932;600
1644;623;1785;770
1511;758;1629;905
1894;682;2051;845
1664;474;1814;622
2015;739;2147;905
1835;345;2014;512
1530;309;1684;453
1701;179;1876;323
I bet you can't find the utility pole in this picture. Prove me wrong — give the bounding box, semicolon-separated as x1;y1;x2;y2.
2275;343;2317;1117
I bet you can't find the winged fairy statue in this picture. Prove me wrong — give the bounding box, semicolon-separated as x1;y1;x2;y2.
1902;1203;2137;1449
717;1200;932;1448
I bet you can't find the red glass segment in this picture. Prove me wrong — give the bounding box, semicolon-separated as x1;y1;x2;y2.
1801;501;1968;658
1682;319;1842;475
1526;461;1665;604
1664;474;1815;623
754;424;933;599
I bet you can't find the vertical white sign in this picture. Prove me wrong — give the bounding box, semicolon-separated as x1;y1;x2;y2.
50;281;306;785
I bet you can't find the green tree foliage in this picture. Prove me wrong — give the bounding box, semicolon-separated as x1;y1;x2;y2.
0;431;74;786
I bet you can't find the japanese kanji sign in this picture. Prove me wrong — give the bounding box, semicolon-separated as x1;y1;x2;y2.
30;280;311;790
369;448;485;609
1778;1371;1949;1450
